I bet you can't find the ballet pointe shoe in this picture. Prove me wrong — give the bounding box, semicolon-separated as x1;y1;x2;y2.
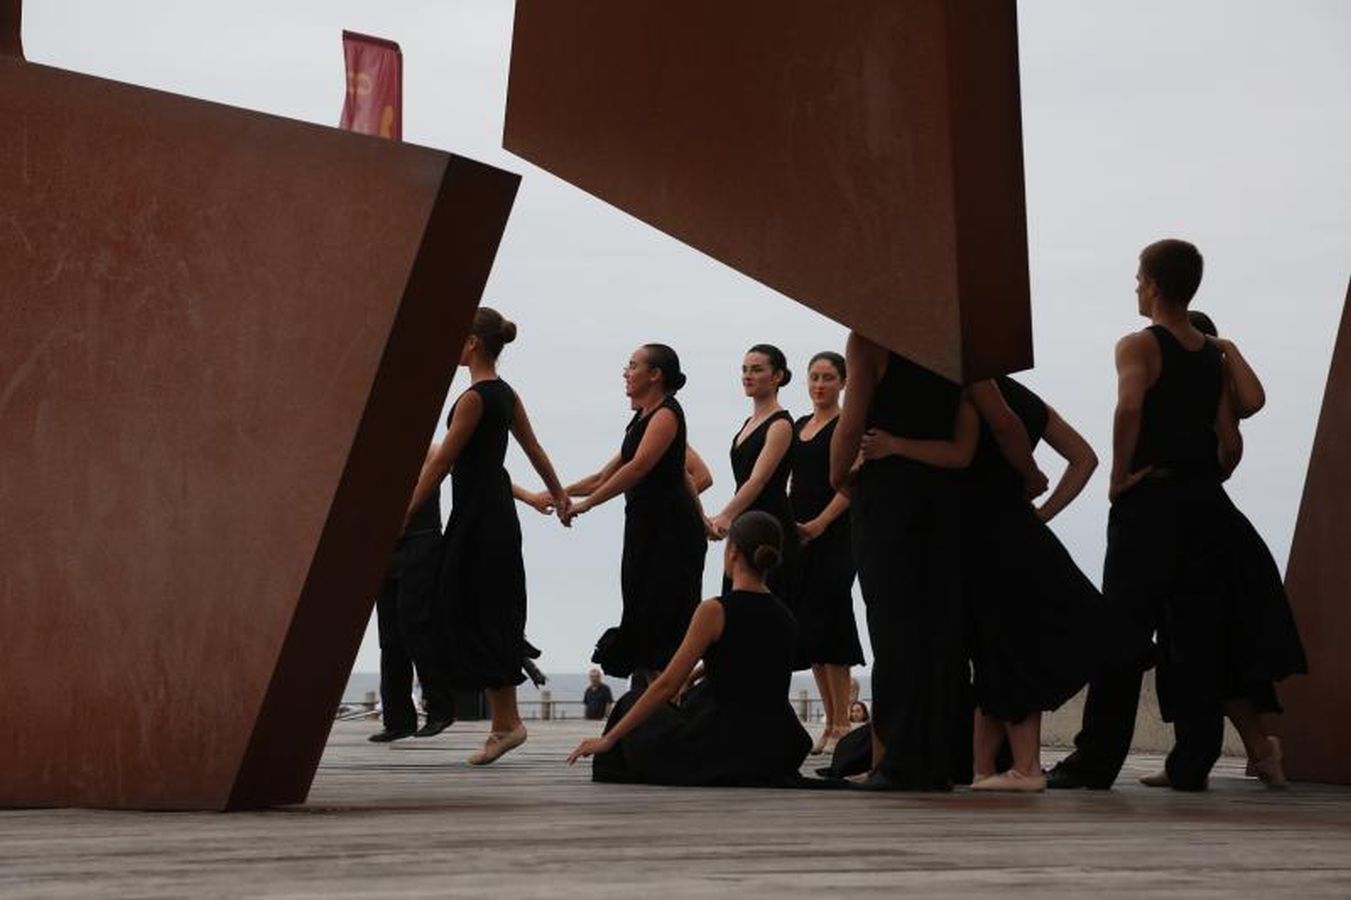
1251;736;1288;788
971;770;1046;793
467;725;527;766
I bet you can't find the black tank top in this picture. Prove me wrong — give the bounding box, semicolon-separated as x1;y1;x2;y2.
449;379;515;499
622;395;689;508
865;352;962;438
969;376;1048;496
1130;325;1222;476
704;590;797;709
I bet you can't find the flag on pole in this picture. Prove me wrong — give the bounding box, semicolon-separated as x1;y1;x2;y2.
339;30;402;140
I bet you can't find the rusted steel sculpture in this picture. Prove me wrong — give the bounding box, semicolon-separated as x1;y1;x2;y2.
0;13;519;809
1279;278;1351;785
504;0;1032;383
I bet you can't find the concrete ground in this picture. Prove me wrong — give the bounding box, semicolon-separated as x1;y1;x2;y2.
3;720;1349;899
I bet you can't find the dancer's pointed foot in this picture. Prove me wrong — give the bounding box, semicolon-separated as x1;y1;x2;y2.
468;725;527;765
972;770;1046;792
809;728;828;756
1139;770;1170;787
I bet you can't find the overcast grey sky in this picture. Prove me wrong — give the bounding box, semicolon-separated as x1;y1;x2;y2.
24;1;1351;675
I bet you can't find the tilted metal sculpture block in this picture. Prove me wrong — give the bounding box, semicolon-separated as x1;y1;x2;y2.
0;13;520;809
1279;278;1351;785
504;0;1032;382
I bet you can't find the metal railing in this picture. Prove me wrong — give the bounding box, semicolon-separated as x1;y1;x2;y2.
338;689;866;723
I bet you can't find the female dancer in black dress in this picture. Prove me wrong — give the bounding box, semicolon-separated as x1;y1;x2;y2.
790;351;864;756
404;308;569;765
1132;310;1306;787
710;345;796;600
563;344;712;688
567;511;812;786
867;377;1104;791
831;333;977;790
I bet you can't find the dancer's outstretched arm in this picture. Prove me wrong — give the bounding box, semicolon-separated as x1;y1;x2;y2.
567;409;679;519
510;394;571;522
567;599;725;764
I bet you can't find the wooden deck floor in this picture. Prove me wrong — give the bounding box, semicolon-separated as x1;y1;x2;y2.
4;720;1350;898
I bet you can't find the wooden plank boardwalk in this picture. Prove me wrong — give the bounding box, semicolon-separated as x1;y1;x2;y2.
3;720;1350;898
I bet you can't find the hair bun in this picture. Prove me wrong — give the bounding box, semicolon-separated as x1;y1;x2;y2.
672;371;687;391
778;367;793;388
500;320;517;344
752;544;781;571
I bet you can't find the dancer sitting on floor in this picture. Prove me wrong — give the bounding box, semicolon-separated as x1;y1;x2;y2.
567;511;812;786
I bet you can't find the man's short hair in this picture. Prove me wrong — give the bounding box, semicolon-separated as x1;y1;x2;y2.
1140;238;1204;307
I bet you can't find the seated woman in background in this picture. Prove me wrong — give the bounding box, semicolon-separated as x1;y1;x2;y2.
567;511;812;786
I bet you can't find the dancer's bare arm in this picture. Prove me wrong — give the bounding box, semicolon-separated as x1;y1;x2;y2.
969;380;1048;497
1035;408;1099;522
566;454;622;497
1219;339;1265;419
859;396;980;469
405;390;482;524
710;418;792;537
569;409;679;517
510;394;570;521
1109;332;1157;500
567;600;725;764
831;333;883;490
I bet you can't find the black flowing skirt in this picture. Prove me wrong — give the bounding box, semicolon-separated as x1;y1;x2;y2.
436;475;528;690
967;493;1106;722
594;494;706;677
791;517;864;668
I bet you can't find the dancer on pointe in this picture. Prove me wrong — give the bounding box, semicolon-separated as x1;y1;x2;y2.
865;376;1104;791
563;344;712;691
567;511;812;786
710;345;797;604
1132;310;1306;788
831;334;976;791
788;351;864;756
404;307;569;765
1048;239;1302;791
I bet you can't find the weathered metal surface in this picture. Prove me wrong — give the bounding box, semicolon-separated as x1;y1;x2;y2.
0;52;519;809
1280;278;1351;785
504;0;1032;382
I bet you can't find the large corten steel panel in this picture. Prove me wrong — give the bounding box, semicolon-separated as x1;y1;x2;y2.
503;0;1031;383
0;54;520;809
1279;278;1351;785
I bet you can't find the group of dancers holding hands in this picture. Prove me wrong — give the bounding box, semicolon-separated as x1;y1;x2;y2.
377;237;1305;793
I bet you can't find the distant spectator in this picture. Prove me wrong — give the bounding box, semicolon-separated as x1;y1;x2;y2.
583;668;614;721
848;700;869;725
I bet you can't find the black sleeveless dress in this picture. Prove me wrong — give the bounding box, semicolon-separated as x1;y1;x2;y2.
724;410;798;600
789;415;864;669
592;395;706;678
966;377;1105;722
592;590;812;786
436;379;528;689
1127;326;1306;717
852;351;968;789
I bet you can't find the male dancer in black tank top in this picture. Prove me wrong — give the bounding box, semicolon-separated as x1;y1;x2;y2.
1048;239;1243;790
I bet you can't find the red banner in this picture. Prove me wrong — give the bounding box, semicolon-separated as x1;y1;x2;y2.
339;30;402;140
